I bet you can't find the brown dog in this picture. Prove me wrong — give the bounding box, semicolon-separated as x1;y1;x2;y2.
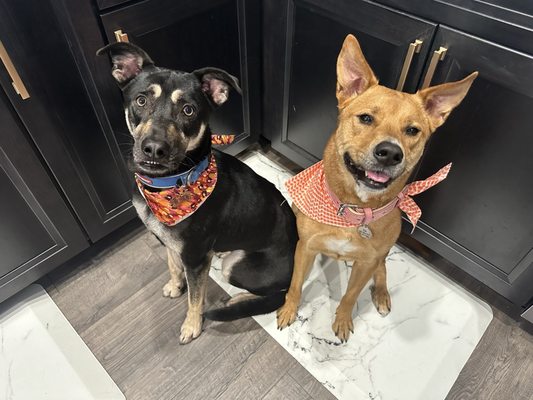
277;34;477;342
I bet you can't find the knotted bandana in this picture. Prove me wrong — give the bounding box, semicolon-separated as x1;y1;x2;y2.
397;163;452;230
286;161;451;231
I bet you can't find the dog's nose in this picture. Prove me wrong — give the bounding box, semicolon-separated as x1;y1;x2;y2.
373;141;403;166
142;138;170;160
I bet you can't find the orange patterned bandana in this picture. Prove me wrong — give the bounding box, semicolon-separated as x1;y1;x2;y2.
134;134;234;226
286;161;451;231
211;134;235;145
136;154;217;226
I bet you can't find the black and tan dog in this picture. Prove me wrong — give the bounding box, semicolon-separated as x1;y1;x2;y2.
98;42;297;344
277;34;477;342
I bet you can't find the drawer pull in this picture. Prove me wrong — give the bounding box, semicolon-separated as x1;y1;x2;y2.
114;30;129;43
0;40;30;100
396;39;423;92
421;46;447;89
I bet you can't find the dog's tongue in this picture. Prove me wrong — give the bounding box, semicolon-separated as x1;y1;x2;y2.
366;170;390;183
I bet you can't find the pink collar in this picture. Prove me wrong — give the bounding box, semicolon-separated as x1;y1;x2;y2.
285;161;452;232
325;182;406;226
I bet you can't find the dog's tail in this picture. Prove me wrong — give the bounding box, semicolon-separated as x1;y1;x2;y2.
203;291;286;321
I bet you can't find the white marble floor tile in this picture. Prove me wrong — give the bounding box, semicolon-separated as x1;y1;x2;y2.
0;284;124;400
209;151;493;400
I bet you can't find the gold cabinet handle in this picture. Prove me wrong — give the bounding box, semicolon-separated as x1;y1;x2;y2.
421;46;448;89
0;40;30;100
396;39;423;91
114;30;129;43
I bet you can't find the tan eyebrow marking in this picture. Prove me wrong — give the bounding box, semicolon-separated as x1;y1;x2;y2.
148;84;162;98
171;89;183;103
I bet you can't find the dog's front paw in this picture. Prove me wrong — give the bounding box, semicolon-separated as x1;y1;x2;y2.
332;313;354;343
179;314;203;344
163;279;185;298
277;302;298;329
371;286;391;316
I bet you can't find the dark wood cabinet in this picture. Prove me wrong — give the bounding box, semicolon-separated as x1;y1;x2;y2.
409;26;533;305
97;0;262;157
265;0;533;308
265;0;436;166
0;0;137;242
0;91;87;303
378;0;533;55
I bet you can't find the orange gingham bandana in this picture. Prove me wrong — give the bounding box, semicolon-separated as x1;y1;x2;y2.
285;161;452;231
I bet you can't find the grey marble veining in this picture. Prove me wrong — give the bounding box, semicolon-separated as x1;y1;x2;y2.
209;151;493;400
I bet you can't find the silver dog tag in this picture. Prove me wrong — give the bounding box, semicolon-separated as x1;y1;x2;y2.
357;224;373;239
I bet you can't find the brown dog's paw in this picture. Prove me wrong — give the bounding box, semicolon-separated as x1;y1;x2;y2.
332;314;354;343
370;286;391;316
179;314;203;344
162;279;185;298
277;302;298;329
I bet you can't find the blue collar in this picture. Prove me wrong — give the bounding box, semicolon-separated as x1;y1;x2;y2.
135;155;210;189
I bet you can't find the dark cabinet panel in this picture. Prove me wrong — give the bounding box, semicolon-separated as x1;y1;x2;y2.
265;0;436;166
377;0;533;54
0;92;87;303
0;166;55;275
408;26;533;304
99;0;261;156
0;0;137;242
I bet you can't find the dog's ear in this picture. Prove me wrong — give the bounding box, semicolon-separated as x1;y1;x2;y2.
96;42;154;87
418;72;478;130
193;67;242;106
336;34;378;107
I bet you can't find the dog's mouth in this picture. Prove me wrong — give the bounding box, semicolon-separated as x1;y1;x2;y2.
343;152;393;190
136;159;172;176
140;160;165;169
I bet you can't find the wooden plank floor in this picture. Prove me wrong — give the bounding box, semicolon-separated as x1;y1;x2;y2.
40;223;533;400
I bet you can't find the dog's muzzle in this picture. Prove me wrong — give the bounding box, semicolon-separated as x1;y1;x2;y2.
343;151;402;190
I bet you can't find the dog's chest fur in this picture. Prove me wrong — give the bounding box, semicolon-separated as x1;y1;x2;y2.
323;237;359;259
296;206;401;262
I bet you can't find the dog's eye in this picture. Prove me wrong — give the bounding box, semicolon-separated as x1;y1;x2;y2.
406;126;420;136
182;104;195;117
136;95;147;107
358;114;373;125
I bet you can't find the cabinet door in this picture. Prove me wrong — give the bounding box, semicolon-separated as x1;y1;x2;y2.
265;0;436;166
0;0;137;242
409;26;533;305
0;92;87;303
99;0;261;156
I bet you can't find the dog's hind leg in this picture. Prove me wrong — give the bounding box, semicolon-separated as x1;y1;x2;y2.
163;248;186;298
370;257;391;316
180;255;212;344
204;248;293;321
